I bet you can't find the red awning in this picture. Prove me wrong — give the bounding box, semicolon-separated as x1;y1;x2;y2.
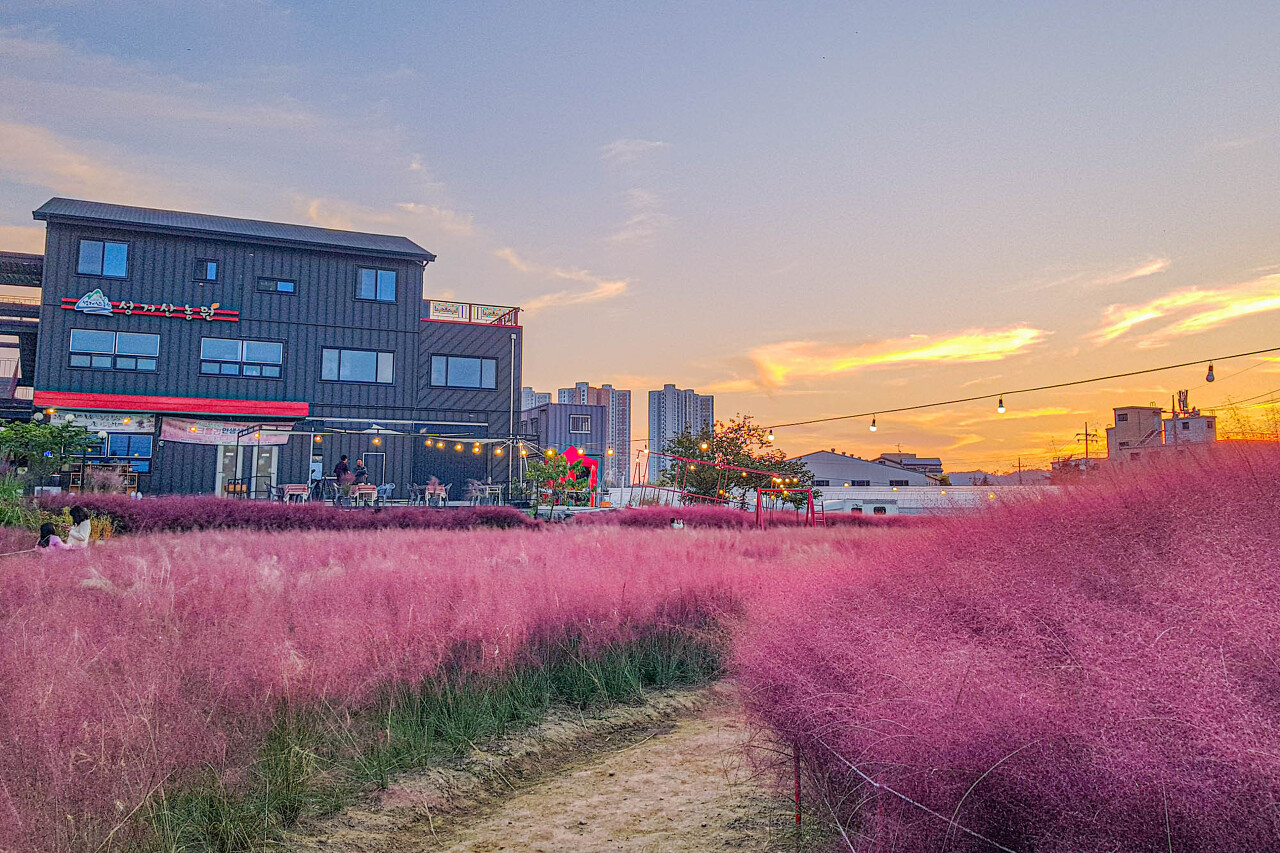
32;390;308;419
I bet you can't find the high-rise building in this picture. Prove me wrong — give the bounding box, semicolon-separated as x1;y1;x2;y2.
557;381;631;486
647;384;714;482
520;386;550;411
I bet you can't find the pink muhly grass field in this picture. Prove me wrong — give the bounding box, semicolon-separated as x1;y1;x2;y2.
734;444;1280;851
574;503;914;529
0;523;841;851
37;493;536;533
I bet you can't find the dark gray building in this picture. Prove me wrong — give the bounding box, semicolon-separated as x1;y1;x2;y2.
519;401;608;461
30;198;523;499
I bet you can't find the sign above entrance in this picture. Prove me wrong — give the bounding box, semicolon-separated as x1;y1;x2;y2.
67;412;155;433
62;292;239;322
161;417;294;445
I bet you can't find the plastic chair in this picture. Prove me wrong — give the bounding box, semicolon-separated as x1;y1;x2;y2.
376;483;395;504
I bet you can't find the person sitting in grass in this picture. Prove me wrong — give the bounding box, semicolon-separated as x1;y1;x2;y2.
37;522;67;551
66;506;91;549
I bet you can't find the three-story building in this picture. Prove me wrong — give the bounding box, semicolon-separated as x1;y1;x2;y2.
31;198;522;499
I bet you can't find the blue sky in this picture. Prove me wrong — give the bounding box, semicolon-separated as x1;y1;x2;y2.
2;2;1279;469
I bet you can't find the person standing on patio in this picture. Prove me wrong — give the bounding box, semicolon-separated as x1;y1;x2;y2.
353;458;369;485
333;455;350;481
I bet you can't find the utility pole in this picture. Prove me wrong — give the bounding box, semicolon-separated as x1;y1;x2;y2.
1075;422;1100;470
1015;457;1024;486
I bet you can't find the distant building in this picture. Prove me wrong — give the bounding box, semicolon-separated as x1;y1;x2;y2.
520;402;608;463
520;386;550;411
790;450;938;487
647;384;713;482
558;381;631;486
875;452;944;477
1106;397;1216;464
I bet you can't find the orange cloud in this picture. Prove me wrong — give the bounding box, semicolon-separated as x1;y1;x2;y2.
749;327;1049;388
1091;257;1170;287
1090;274;1280;345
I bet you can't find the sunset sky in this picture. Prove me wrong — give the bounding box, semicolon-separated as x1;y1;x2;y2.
2;2;1278;471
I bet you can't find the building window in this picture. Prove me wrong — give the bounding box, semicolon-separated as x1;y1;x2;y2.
1181;421;1190;430
85;434;153;474
814;479;830;487
321;347;394;384
195;259;218;282
69;329;158;371
430;355;497;389
200;338;283;378
1118;441;1130;448
77;240;128;278
1207;419;1214;429
889;479;910;487
1116;413;1128;423
872;506;887;515
569;414;591;433
850;480;870;487
357;267;396;302
257;278;296;294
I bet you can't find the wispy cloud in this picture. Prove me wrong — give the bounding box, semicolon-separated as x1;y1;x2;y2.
600;138;669;163
1091;257;1170;287
0;120;185;205
955;406;1084;427
495;247;628;315
609;188;673;244
296;196;474;239
749;327;1049;388
1089;273;1280;345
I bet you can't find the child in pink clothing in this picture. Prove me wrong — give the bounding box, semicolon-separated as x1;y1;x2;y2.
38;523;67;551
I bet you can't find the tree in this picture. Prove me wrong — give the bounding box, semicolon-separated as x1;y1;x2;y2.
659;414;815;507
0;420;96;487
523;452;594;507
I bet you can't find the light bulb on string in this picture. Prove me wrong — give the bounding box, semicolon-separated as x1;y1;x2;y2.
869;416;877;432
1205;363;1215;383
766;429;774;442
997;397;1006;414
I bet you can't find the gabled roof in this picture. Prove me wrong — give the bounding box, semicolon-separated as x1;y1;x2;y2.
33;198;435;262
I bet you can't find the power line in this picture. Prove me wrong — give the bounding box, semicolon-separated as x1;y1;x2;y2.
761;344;1280;432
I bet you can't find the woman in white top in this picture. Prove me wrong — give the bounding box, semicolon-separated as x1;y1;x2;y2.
66;506;92;548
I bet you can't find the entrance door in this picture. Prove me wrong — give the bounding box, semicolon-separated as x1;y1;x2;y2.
362;451;385;486
215;444;279;497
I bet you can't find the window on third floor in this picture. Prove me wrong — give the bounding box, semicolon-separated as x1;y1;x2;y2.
194;259;218;282
321;347;394;384
356;267;396;302
430;355;497;389
77;240;128;278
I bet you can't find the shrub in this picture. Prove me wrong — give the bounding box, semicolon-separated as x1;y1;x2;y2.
37;493;538;534
734;443;1280;852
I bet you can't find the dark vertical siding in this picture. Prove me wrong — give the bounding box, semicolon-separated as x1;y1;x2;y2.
35;218;522;497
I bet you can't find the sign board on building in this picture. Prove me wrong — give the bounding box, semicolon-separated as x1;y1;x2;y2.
427;300;469;322
161;417;294;445
63;294;239;322
472;304;511;323
67;412;155;433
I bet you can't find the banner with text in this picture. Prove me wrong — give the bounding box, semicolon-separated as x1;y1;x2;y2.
161;417;295;445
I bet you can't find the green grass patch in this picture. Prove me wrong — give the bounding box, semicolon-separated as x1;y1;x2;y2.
142;628;723;852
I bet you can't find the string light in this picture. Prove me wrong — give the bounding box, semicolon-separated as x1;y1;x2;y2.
869;416;877;432
766;430;774;442
997;397;1006;414
494;446;503;456
545;448;555;457
437;441;445;448
755;344;1280;435
314;435;322;443
455;443;463;451
699;441;709;450
372;436;381;445
122;417;131;425
606;447;615;455
1206;363;1215;383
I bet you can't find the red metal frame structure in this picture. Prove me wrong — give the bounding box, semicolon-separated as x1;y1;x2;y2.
756;488;822;528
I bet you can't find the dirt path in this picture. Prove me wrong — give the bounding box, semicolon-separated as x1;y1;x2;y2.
289;684;811;852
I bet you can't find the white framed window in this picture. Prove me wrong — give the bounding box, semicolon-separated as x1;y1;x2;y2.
569;414;591;433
